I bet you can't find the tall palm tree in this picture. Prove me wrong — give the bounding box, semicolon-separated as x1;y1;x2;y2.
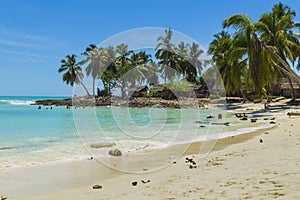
81;44;102;96
208;31;247;97
58;54;90;96
186;42;204;82
100;46;118;96
156;28;180;83
223;14;266;94
115;43;133;97
257;2;300;100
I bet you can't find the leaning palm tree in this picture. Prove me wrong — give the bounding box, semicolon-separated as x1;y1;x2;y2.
223;14;263;94
256;2;300;100
58;54;90;96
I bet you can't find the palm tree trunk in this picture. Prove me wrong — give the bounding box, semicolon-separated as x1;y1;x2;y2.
287;77;296;101
79;81;91;96
92;78;95;96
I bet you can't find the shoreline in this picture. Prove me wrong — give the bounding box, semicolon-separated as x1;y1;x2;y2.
1;100;299;199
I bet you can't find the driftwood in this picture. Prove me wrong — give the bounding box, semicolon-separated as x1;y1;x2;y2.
287;112;300;117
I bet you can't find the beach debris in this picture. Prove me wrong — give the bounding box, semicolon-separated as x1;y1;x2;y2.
287;112;300;117
259;139;263;143
265;132;269;135
141;180;150;184
240;117;248;121
108;149;122;156
218;113;223;119
270;121;276;124
0;147;14;151
38;106;41;109
1;196;7;200
206;115;214;119
132;181;138;186
91;142;116;148
251;119;258;123
212;122;230;126
185;157;197;169
88;156;93;160
199;125;206;128
92;184;102;189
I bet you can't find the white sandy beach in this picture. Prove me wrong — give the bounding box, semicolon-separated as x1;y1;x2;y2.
1;100;300;200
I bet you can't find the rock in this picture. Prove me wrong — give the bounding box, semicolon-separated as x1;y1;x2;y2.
251;119;257;123
92;184;102;189
108;149;122;156
132;181;138;186
259;139;263;143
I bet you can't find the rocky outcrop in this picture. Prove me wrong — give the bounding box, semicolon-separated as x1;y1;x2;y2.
33;96;211;109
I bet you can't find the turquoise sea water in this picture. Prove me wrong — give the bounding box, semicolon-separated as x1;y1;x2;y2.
0;96;272;172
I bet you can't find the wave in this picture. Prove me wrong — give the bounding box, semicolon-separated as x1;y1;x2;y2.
0;99;35;106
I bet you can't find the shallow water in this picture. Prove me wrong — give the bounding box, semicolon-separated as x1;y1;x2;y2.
0;96;273;172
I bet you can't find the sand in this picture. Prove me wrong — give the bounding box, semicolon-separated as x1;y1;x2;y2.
1;100;300;200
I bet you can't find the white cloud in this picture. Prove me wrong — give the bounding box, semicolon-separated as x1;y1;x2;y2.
0;40;37;48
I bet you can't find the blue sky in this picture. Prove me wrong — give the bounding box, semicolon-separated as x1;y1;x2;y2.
1;0;300;96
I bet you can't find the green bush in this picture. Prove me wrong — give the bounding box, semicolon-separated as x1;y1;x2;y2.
145;89;159;98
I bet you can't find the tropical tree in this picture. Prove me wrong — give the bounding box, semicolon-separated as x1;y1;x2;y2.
186;42;204;82
58;54;90;96
223;14;268;95
156;28;180;83
208;31;247;97
100;46;118;96
81;44;102;96
256;2;300;100
115;43;133;97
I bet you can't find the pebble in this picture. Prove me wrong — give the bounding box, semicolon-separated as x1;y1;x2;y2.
92;185;102;189
259;139;263;143
132;181;138;186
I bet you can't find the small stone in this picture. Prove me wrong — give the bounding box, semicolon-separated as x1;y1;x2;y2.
259;139;263;143
132;181;138;186
93;184;102;189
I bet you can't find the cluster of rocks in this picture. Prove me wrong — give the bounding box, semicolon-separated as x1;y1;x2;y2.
185;157;197;169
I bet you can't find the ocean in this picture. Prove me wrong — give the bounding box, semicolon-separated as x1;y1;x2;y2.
0;96;273;172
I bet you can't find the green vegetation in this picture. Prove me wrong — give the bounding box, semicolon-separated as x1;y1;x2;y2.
208;2;300;101
58;3;300;100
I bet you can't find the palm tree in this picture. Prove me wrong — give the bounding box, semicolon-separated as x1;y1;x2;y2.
129;51;155;86
208;31;247;97
58;54;90;96
115;43;133;97
256;2;300;100
186;42;204;82
100;46;118;96
156;28;180;83
223;14;267;94
81;44;102;96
